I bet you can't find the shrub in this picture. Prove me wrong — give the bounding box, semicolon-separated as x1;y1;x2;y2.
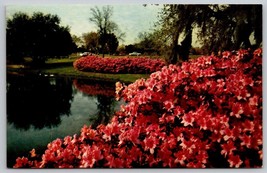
73;56;166;74
14;48;262;168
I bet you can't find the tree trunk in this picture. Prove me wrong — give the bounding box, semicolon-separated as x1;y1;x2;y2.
168;31;179;64
179;29;192;61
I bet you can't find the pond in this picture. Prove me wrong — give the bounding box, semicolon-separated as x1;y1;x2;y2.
6;74;124;168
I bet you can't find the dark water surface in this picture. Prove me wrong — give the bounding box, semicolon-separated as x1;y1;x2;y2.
6;74;124;168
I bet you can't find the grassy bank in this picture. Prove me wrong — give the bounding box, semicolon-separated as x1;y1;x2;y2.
41;66;149;83
7;61;149;84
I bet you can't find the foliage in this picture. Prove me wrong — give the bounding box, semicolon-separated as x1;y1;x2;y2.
198;5;262;51
82;32;99;53
14;48;262;168
104;33;119;55
7;12;76;65
157;4;262;64
73;55;166;74
72;34;85;50
134;32;162;55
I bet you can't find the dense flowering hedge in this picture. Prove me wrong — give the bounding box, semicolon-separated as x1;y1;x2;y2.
73;56;166;74
73;79;115;97
14;48;262;168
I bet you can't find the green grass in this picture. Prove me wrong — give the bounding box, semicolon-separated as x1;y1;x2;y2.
41;66;149;83
46;58;77;64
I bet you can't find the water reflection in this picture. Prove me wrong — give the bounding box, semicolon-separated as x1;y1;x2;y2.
7;74;73;130
73;79;116;97
91;95;116;129
6;74;123;168
73;79;121;129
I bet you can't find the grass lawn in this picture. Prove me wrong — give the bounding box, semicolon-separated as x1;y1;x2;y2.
41;66;149;83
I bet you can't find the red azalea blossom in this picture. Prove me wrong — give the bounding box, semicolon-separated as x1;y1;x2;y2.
180;139;196;154
249;95;259;106
181;112;195;126
230;102;244;118
157;145;173;167
105;155;123;168
163;100;175;111
240;134;252;148
228;154;243;168
221;140;236;157
186;161;205;168
74;56;165;74
14;157;30;168
174;150;187;166
253;48;262;56
80;145;103;168
143;136;159;154
242;119;255;132
222;51;231;58
196;151;208;165
220;128;234;141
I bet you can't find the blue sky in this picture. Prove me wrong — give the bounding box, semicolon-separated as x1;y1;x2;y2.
6;4;163;45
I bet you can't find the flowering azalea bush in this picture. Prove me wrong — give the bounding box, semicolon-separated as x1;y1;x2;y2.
73;55;166;74
14;48;262;168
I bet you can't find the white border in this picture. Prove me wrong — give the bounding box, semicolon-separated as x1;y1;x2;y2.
1;0;265;173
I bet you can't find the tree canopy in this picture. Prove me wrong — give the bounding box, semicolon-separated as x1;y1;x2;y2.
82;32;99;54
79;31;119;55
7;12;76;65
157;4;262;64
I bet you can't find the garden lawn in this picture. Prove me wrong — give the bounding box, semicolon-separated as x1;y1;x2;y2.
40;66;149;83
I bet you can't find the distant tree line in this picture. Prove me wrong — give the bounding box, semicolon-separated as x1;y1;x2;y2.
7;12;76;66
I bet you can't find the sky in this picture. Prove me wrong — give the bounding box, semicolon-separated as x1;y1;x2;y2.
6;4;163;45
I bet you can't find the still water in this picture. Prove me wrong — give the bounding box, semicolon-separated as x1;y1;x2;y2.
6;74;124;167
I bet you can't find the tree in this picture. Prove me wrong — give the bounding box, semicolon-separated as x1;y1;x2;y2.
125;44;138;54
136;32;156;55
196;5;262;53
105;33;119;55
6;12;31;63
157;4;262;64
158;5;209;64
72;35;84;49
82;32;99;54
89;6;123;57
81;32;119;55
7;12;76;66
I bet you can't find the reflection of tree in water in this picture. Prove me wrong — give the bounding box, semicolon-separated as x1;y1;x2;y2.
91;95;116;129
7;74;73;130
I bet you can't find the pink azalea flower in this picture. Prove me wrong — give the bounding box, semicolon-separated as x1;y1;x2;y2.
221;140;236;157
228;153;243;168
